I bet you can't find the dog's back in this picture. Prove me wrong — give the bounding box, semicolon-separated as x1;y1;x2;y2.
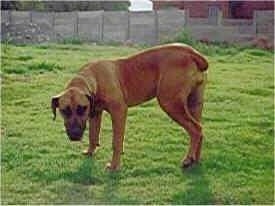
116;43;208;106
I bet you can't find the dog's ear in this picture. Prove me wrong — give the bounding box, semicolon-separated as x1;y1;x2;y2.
86;93;96;118
51;96;59;121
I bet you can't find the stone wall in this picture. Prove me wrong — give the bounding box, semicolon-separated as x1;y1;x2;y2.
1;9;274;45
255;10;274;40
103;11;128;42
78;11;103;41
130;11;157;44
157;9;185;41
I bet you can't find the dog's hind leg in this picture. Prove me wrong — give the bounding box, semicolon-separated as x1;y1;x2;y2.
187;73;207;162
157;86;204;169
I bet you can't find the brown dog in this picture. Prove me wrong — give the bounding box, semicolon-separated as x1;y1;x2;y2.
51;43;208;171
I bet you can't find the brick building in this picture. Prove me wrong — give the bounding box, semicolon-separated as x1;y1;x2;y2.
151;0;274;19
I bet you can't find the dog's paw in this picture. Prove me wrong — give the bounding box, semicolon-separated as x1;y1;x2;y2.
82;148;95;156
105;162;120;172
181;157;196;169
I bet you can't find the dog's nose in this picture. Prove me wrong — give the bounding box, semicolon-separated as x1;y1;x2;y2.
67;127;83;141
69;136;81;141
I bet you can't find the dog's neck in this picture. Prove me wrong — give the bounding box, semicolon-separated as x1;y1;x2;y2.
67;74;97;95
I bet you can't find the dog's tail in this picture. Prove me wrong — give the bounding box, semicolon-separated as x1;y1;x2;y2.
191;52;208;72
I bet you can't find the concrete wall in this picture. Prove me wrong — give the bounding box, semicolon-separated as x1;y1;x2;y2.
157;9;185;41
11;11;30;24
255;10;274;40
130;11;157;44
103;11;128;42
78;11;103;41
186;9;273;43
54;12;78;40
1;9;274;45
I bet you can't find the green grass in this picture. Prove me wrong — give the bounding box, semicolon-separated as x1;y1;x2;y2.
1;43;274;204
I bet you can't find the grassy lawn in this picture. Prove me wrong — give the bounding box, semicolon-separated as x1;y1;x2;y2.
1;43;274;204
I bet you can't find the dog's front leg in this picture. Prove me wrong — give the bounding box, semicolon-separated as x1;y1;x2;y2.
83;111;102;156
106;104;127;171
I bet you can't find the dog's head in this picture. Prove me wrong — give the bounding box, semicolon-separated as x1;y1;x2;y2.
51;88;95;141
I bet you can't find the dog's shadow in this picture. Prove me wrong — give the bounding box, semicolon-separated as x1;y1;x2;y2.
63;157;121;187
61;157;103;185
66;157;124;203
27;153;213;204
172;165;214;204
102;171;123;203
28;156;104;186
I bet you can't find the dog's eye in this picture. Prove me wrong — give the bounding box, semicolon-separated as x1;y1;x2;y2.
77;105;87;116
61;106;72;118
